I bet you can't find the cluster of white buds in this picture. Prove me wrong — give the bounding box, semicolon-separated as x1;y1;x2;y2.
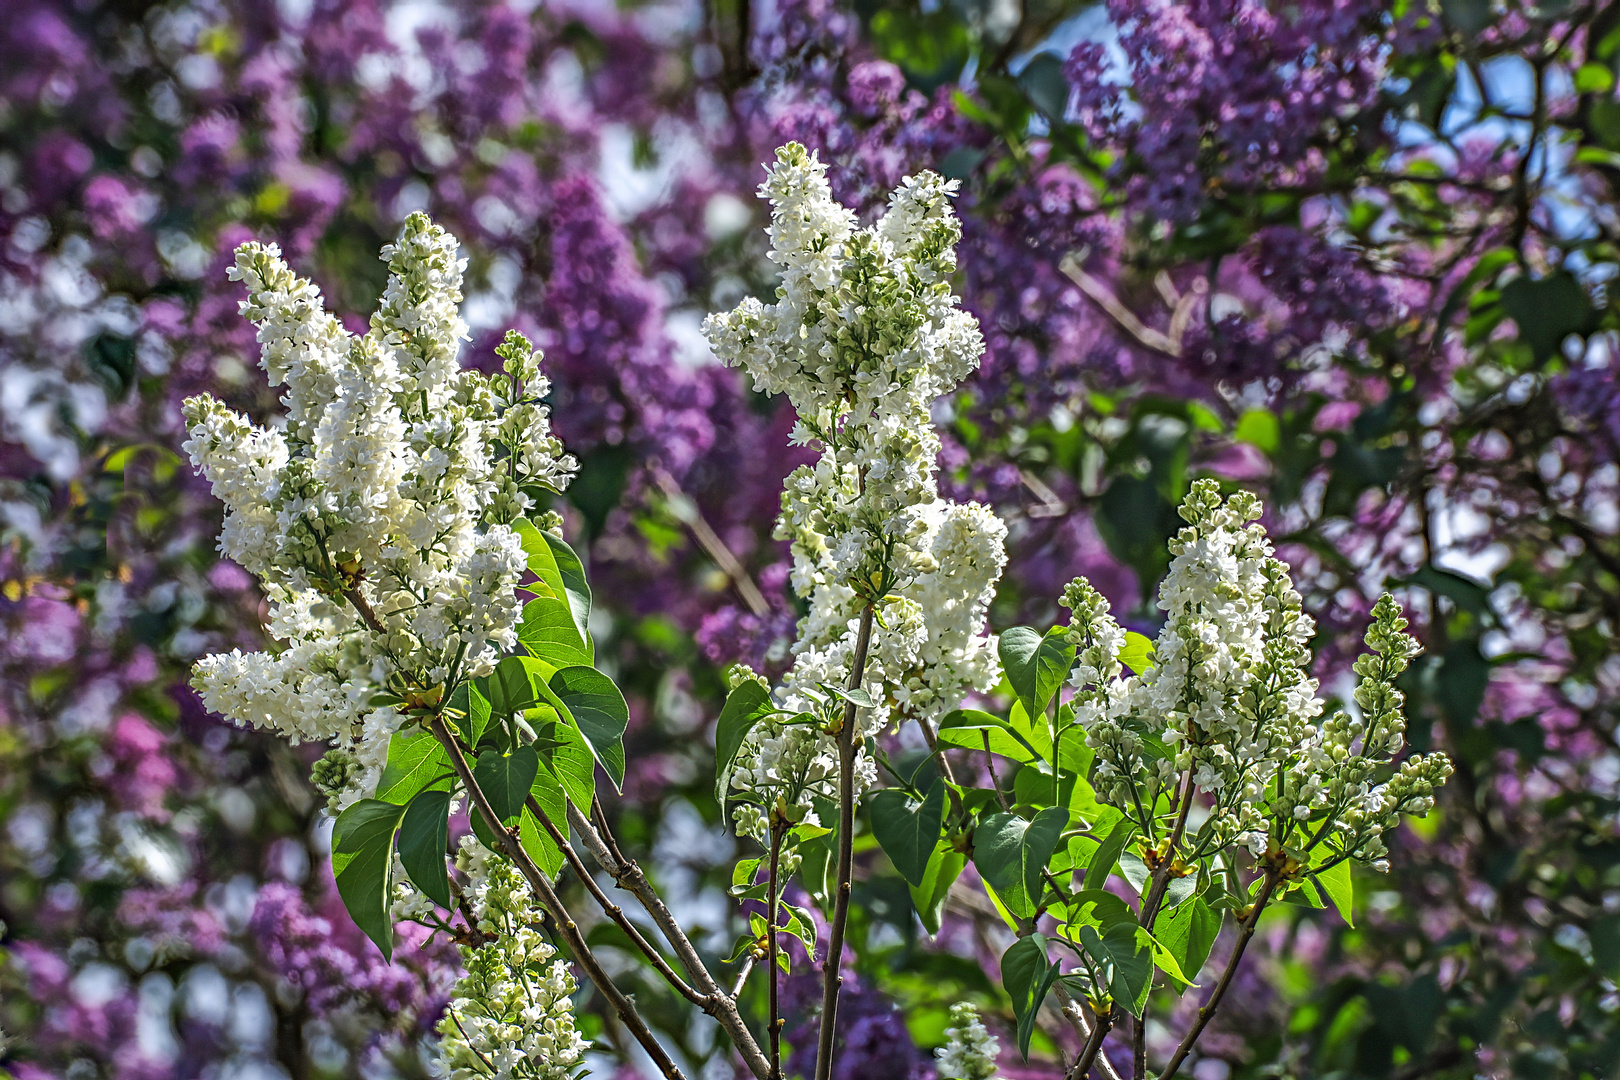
935;1002;1001;1080
184;214;575;812
1313;595;1453;870
435;838;590;1080
1063;480;1451;866
704;144;1007;834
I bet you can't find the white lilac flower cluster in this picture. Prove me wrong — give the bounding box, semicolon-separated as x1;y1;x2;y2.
435;837;590;1080
703;144;1007;839
1062;479;1452;866
935;1002;1001;1080
184;213;575;810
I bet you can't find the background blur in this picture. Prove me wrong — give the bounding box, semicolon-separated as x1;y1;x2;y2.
2;1;1618;1077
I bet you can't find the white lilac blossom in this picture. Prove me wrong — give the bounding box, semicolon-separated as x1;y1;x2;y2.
935;1002;1001;1080
1062;479;1452;865
434;837;590;1080
184;214;575;810
703;144;1007;839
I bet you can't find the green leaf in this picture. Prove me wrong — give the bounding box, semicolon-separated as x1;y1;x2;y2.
1118;851;1150;896
869;781;946;887
513;519;591;642
999;626;1074;721
1097;475;1181;589
1500;270;1596;362
533;715;596;814
1163;873;1198;910
396;790;452;909
483;655;544;718
910;841;967;936
517;596;594;668
331;799;407;961
973;808;1067;919
1575;145;1620;169
1431;640;1492;728
1576;62;1617;94
547;666;628;789
798;822;836;917
1440;0;1492;35
938;709;1041;763
826;685;879;709
511;520;593;669
469;798;505;852
715;680;774;802
1157;895;1222;987
779;904;818;962
1118;631;1155;676
473;745;540;822
1017;51;1070;121
375;729;452;805
1001;934;1061;1058
1234;408;1280;453
1313;858;1354;926
1145;925;1191;987
1066;888;1136;931
463;681;493;748
1085;820;1133;888
518;806;564;878
1078;922;1154;1016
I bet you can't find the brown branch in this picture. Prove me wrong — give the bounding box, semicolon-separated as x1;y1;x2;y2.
1155;869;1282;1080
653;468;771;617
527;796;705;1006
567;800;773;1078
425;715;686;1080
767;823;787;1080
1060;254;1181;357
812;604;877;1080
1134;770;1196;1079
731;951;759;998
1069;1001;1114;1080
1055;980;1127;1080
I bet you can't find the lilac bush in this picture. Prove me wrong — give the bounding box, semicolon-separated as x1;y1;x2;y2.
2;0;1618;1079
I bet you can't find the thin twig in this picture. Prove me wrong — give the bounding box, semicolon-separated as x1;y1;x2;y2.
1056;984;1127;1080
653;468;771;616
1060;254;1181;357
1069;1001;1114;1080
1155;869;1282;1080
731;951;759;998
812;604;877;1080
425;715;686;1080
983;729;1012;812
1134;771;1196;1078
767;823;787;1080
527;796;705;1005
567;801;774;1079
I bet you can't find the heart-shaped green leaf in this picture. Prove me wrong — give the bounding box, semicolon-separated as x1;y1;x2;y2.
396;789;452;909
375;729;453;805
546;665;628;789
910;840;967;936
714;680;774;802
869;781;946;887
473;745;539;822
999;626;1074;721
331;799;407;961
1002;933;1061;1057
973;807;1067;919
